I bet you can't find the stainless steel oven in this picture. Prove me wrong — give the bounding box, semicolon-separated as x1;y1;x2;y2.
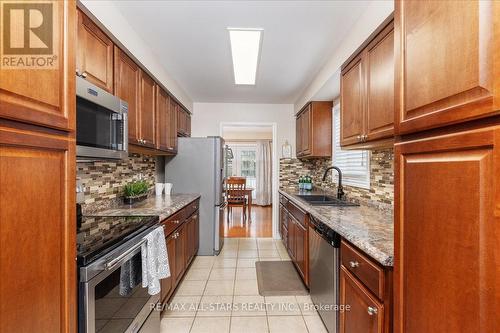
79;221;161;333
76;76;128;160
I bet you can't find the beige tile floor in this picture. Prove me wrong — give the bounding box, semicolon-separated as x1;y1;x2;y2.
160;238;328;333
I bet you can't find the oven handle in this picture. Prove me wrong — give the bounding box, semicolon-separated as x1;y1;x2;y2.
105;239;146;271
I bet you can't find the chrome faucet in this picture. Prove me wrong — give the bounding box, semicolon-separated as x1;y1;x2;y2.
322;166;345;200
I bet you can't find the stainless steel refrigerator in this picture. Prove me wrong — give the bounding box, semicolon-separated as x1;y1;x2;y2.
165;137;226;255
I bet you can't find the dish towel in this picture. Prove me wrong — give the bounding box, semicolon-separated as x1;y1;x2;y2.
119;252;142;296
141;226;170;295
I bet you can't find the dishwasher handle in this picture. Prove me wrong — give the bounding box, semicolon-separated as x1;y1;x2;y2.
310;216;341;247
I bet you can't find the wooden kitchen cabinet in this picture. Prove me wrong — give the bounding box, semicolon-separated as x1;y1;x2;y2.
394;126;499;333
340;240;392;333
156;86;177;153
395;0;500;134
279;195;309;287
0;0;75;132
160;199;200;305
177;107;191;137
341;18;394;148
0;125;76;333
76;9;114;92
160;232;176;303
139;71;157;148
340;266;384;333
296;101;333;158
114;46;141;144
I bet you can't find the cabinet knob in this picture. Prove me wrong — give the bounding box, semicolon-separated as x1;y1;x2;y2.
172;220;179;224
76;69;80;76
349;261;359;268
81;72;88;78
367;306;378;316
357;135;362;141
362;134;368;141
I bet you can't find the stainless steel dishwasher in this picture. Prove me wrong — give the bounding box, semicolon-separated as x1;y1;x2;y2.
309;215;341;333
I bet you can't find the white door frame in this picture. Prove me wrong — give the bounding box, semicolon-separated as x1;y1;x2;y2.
220;122;279;239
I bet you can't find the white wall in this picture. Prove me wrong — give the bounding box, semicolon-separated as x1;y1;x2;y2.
294;0;394;113
79;0;193;111
192;103;296;157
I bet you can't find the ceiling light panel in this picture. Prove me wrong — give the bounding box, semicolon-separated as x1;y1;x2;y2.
228;28;263;85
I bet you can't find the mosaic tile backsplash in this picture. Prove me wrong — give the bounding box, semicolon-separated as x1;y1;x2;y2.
77;154;156;214
280;149;394;211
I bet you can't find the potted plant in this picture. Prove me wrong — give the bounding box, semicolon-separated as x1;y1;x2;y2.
123;180;150;205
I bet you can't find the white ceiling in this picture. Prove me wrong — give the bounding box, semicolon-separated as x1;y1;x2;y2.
114;0;370;104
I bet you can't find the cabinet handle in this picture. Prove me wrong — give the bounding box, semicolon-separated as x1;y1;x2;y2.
362;134;368;141
367;306;378;316
76;68;80;76
81;72;87;78
357;135;362;142
349;261;359;268
172;220;179;224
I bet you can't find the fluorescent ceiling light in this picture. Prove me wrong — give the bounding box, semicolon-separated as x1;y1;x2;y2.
228;28;263;85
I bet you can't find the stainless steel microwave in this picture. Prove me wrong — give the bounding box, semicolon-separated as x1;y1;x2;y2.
76;76;128;160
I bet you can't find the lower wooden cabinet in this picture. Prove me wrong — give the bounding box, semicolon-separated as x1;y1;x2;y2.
340;240;392;333
0;123;76;333
279;195;309;287
160;199;200;304
340;266;384;333
395;126;499;333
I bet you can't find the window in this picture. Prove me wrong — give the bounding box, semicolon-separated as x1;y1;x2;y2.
226;144;257;198
332;104;370;189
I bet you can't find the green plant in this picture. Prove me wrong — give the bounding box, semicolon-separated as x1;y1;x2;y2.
123;180;150;197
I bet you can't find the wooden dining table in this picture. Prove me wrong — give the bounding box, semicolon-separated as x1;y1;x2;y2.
224;187;254;221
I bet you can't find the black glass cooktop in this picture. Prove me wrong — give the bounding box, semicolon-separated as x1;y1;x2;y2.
77;215;159;266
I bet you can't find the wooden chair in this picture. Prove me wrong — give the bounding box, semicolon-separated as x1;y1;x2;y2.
226;177;247;221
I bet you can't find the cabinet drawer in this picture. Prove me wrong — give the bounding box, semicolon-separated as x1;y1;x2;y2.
286;201;307;228
184;199;200;219
341;241;385;299
279;194;288;206
163;210;185;236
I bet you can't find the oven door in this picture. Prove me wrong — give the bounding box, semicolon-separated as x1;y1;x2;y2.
81;249;159;333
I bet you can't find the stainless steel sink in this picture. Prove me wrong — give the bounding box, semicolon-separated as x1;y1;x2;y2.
296;194;359;207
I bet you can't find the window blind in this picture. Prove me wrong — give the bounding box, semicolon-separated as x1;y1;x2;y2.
332;104;370;189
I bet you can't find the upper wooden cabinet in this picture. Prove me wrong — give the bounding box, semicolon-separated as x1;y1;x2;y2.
177;107;191;137
394;126;499;333
114;46;140;145
0;0;75;132
139;71;156;148
296;101;333;158
341;19;394;148
76;9;114;93
156;86;177;153
395;0;500;134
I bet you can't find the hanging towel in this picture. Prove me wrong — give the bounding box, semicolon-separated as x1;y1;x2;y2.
119;252;142;296
141;226;170;295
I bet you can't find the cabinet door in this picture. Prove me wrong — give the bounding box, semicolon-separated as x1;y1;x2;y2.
340;266;383;333
300;106;311;155
0;0;75;131
174;226;186;285
294;219;307;285
169;98;179;151
341;57;365;146
287;216;296;261
0;126;76;333
296;116;302;155
366;23;394;141
156;87;170;151
394;127;499;333
395;0;500;134
160;233;176;303
114;47;140;144
139;70;156;148
77;9;113;92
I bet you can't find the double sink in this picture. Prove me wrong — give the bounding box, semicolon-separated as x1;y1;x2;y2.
296;194;359;207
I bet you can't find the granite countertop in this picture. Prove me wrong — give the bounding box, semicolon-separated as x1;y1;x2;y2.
279;189;394;266
90;193;201;221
